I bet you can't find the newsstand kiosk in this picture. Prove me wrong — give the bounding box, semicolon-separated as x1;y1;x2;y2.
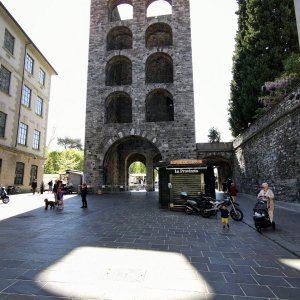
155;159;215;209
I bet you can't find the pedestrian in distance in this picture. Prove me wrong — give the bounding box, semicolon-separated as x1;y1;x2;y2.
257;182;275;223
48;180;53;193
80;182;88;208
40;181;45;194
220;204;230;229
31;180;37;195
228;182;238;202
57;180;64;210
53;180;58;205
222;180;227;192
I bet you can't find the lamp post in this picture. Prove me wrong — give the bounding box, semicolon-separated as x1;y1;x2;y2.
294;0;300;48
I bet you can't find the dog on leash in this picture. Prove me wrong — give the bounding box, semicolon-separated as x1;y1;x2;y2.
44;198;56;210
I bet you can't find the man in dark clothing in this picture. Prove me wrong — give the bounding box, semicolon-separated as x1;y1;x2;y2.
31;180;37;195
81;182;88;208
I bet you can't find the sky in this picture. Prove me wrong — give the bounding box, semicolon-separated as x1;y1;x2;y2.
1;0;238;150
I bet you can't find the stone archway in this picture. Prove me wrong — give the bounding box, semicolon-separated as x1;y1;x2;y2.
103;136;162;191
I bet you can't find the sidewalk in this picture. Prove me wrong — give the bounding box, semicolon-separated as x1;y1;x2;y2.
236;193;300;258
0;192;299;299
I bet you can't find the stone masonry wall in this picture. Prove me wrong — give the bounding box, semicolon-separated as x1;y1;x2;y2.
233;92;300;202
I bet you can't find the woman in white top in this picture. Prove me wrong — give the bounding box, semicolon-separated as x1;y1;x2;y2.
257;182;275;223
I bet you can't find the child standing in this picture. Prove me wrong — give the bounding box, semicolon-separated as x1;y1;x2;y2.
220;205;230;229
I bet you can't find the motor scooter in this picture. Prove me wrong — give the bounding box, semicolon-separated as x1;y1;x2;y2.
0;186;10;204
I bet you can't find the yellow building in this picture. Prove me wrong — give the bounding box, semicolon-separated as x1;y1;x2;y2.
0;2;57;192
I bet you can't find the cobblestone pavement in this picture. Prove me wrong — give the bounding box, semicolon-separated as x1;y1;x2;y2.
0;191;299;300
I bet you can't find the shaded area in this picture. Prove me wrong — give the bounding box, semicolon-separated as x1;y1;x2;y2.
145;52;173;83
105;56;132;86
145;89;174;122
107;26;133;51
105;91;132;124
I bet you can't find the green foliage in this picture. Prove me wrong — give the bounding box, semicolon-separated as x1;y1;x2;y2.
229;0;299;137
208;127;221;143
57;137;83;150
129;162;146;174
44;149;84;174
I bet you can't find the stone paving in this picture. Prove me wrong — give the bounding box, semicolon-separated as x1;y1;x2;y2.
0;191;299;299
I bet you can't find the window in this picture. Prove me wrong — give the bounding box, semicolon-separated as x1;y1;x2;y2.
38;68;46;85
25;54;34;74
21;86;31;107
0;66;11;94
30;165;38;184
4;29;15;55
32;130;40;150
0;112;7;138
14;162;25;185
17;123;28;145
36;96;43;116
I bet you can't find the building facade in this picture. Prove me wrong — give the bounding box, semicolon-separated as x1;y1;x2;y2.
85;0;196;192
0;2;57;191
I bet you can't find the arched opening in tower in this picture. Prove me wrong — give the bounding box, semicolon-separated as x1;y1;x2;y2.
145;23;172;48
109;1;133;22
146;89;174;122
103;136;162;191
107;26;133;51
105;92;132;123
105;56;132;86
145;53;173;83
146;0;172;17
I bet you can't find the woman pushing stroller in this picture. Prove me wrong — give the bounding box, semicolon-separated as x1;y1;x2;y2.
257;182;275;223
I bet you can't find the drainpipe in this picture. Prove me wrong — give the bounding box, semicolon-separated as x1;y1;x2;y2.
15;42;31;147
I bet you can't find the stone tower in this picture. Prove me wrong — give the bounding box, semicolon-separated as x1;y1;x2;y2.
84;0;196;191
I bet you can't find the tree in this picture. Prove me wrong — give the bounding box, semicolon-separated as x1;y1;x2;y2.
229;0;299;137
208;127;221;143
44;149;84;174
129;162;146;174
57;137;83;150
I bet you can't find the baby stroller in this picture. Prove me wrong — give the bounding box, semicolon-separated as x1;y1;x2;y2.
253;199;275;232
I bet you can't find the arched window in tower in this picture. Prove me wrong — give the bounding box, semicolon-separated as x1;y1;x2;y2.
145;23;172;48
109;1;133;22
145;89;174;122
107;26;133;51
105;92;132;123
145;53;173;83
106;56;132;86
146;0;172;18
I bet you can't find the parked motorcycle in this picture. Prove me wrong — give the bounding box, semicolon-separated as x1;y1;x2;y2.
180;192;215;217
0;186;10;204
202;193;243;221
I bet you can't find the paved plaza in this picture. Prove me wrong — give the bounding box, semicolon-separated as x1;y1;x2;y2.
0;191;299;299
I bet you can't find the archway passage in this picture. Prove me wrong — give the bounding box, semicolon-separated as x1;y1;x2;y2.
103;136;162;191
203;156;232;193
146;0;172;17
109;1;133;22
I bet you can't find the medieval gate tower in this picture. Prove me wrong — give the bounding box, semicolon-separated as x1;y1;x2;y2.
84;0;196;192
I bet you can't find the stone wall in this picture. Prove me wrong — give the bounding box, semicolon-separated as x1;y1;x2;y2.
233;91;300;202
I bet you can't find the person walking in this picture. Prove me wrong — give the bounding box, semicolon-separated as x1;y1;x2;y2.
31;180;37;195
257;182;275;223
40;181;45;194
228;182;238;202
80;182;88;208
48;180;53;193
57;180;64;210
53;180;58;206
